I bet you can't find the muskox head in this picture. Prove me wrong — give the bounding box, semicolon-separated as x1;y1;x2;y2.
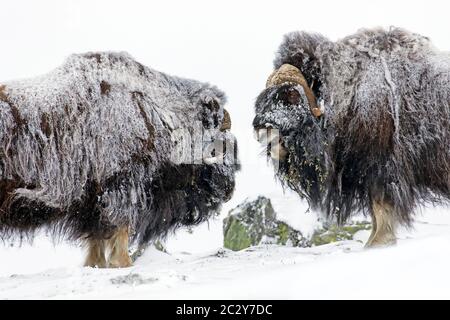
153;85;239;231
192;89;239;204
169;86;238;171
253;63;322;159
253;32;329;207
198;92;235;166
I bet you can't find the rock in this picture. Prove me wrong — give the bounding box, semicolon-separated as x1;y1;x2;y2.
223;196;310;251
223;196;372;251
310;221;371;246
268;221;308;247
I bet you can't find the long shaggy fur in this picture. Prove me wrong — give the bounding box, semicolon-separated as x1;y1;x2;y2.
0;52;238;244
254;27;450;225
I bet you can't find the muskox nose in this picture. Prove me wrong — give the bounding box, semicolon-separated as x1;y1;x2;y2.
220;109;231;131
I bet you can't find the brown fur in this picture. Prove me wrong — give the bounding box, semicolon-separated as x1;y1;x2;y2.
100;81;111;95
131;91;156;151
0;179;23;214
40;113;52;138
107;226;132;268
84;239;107;268
0;85;27;127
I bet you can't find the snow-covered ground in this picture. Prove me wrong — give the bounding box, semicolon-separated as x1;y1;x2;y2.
1;204;449;299
2;0;450;299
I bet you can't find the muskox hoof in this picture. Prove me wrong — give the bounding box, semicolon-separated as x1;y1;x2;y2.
364;199;398;249
364;236;397;248
108;255;133;268
84;259;107;268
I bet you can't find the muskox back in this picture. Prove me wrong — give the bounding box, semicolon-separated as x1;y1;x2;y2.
0;52;236;245
316;28;450;224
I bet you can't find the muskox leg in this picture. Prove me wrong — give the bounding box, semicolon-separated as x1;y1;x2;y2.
106;226;132;268
366;214;377;245
84;239;107;268
365;199;397;248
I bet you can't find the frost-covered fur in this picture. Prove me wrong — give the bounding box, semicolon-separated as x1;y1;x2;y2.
254;27;450;225
0;52;238;244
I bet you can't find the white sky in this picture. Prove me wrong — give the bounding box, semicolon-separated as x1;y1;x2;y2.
0;0;449;247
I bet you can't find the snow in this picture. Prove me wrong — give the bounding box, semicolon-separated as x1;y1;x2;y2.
2;0;450;299
0;205;449;299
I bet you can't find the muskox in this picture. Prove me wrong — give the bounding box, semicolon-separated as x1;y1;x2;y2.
253;27;450;247
0;52;238;267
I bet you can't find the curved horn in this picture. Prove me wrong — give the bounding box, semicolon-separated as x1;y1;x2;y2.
220;109;231;131
266;64;322;117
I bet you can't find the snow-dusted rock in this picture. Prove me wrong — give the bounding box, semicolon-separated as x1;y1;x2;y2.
223;196;372;250
311;221;371;246
223;196;309;251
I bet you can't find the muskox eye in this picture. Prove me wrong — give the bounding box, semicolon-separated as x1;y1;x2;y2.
279;87;301;106
286;88;301;105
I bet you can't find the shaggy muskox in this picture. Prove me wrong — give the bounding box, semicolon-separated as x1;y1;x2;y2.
0;52;238;267
253;27;450;247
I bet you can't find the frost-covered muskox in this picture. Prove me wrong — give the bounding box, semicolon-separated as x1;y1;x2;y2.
253;27;450;247
0;52;238;267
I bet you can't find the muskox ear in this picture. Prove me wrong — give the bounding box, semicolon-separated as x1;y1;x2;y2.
274;31;329;90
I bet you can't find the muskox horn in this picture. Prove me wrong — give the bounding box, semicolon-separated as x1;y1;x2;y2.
220;109;231;131
266;64;322;117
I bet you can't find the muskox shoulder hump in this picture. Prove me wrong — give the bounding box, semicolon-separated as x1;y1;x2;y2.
341;27;433;54
74;51;137;66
